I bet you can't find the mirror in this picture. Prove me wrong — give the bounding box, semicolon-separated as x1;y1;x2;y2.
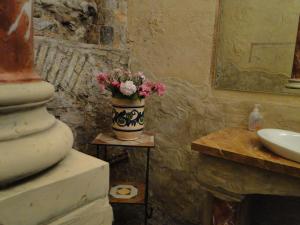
213;0;300;95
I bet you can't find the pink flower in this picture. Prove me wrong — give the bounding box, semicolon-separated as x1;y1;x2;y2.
139;91;150;98
139;83;152;98
144;81;155;89
96;72;109;83
111;81;120;88
154;83;166;96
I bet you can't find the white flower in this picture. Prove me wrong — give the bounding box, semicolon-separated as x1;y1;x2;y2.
120;81;137;96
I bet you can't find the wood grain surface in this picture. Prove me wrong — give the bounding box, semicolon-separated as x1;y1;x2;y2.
92;132;155;148
192;128;300;178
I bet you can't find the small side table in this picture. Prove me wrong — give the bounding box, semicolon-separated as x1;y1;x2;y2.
92;132;155;225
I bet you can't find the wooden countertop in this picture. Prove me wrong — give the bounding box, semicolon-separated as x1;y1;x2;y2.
192;128;300;178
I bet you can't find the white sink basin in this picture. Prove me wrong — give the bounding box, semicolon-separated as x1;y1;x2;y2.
257;129;300;163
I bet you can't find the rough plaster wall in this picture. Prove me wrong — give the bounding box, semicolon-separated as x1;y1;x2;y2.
33;0;300;224
127;0;300;224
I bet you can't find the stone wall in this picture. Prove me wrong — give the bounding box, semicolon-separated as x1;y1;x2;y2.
34;0;127;48
34;0;300;225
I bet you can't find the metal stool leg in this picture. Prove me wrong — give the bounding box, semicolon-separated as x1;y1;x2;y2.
145;147;151;225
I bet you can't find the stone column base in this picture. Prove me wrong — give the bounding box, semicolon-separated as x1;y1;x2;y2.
0;81;73;185
47;198;113;225
0;150;113;225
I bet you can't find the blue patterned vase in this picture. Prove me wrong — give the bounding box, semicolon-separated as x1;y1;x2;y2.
112;97;145;140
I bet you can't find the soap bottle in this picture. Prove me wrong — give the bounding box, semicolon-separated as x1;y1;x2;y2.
248;104;263;131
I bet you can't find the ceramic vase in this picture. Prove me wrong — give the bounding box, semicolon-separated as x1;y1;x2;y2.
112;97;145;141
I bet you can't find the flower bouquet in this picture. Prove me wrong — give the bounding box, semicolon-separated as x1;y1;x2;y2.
96;68;166;140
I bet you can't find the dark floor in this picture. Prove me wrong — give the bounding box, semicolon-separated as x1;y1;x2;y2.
113;196;300;225
112;204;192;225
250;195;300;225
113;205;144;225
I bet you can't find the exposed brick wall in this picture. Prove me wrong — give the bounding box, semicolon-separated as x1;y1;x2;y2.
34;36;129;151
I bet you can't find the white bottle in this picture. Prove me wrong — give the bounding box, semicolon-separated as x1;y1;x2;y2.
248;104;263;131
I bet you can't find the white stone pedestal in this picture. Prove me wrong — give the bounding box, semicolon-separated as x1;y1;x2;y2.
0;151;113;225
